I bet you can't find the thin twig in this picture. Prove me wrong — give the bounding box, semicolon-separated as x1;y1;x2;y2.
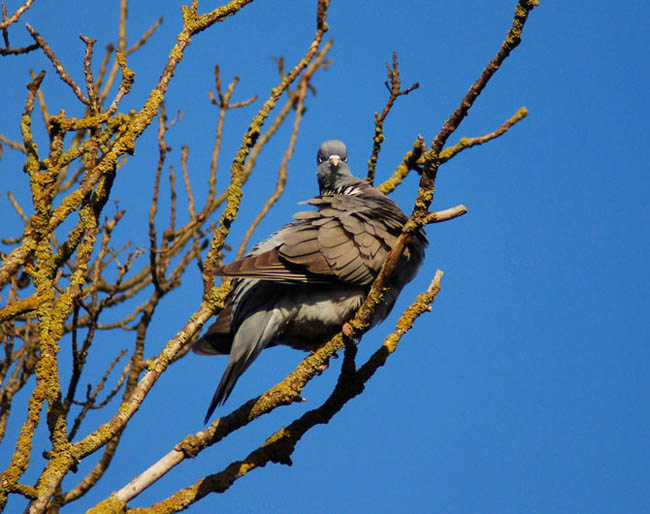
7;191;29;223
25;23;89;105
126;17;163;55
80;35;99;114
424;204;468;224
148;106;167;295
0;0;34;30
439;107;528;163
30;69;50;125
366;51;419;185
0;134;26;153
376;135;426;195
67;349;128;441
0;43;38;55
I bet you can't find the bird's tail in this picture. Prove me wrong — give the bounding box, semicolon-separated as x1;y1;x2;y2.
203;308;283;423
203;359;248;423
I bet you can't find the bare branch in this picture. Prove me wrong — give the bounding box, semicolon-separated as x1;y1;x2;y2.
7;191;29;223
0;42;38;55
104;51;135;116
376;135;426;195
25;23;90;105
0;133;26;153
429;2;537;158
30;68;51;125
67;349;128;441
80;35;99;114
0;0;34;30
366;51;419;185
126;17;163;56
235;81;309;259
348;0;539;347
439;107;528;163
148;106;168;296
424;204;468;224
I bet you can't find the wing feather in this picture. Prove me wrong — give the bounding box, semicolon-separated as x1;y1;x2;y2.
215;185;426;287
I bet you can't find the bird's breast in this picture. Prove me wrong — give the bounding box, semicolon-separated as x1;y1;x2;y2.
272;285;366;351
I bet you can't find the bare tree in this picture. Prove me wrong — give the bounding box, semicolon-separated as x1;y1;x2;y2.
0;0;538;511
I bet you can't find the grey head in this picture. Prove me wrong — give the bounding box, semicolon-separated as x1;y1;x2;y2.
316;140;360;195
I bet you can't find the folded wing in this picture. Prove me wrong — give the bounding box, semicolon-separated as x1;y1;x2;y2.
217;193;412;287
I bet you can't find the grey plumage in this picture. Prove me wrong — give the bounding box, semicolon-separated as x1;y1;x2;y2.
194;140;427;422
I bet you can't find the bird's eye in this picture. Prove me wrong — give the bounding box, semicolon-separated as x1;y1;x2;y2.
343;156;348;162
318;156;324;163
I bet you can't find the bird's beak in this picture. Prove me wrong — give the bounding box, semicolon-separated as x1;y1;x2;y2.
328;155;341;168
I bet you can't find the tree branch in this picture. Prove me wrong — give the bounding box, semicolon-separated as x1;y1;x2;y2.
366;51;419;185
439;107;528;163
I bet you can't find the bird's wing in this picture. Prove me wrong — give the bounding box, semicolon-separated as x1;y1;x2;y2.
217;193;406;287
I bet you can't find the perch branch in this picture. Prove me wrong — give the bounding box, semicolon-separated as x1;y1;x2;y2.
122;271;443;510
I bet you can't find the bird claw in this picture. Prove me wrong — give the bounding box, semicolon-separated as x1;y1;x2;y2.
342;322;361;345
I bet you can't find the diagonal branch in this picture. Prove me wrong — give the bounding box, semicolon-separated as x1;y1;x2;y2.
0;0;34;30
127;272;443;512
439;107;528;163
424;204;468;224
429;1;537;158
352;1;539;346
25;23;90;105
377;135;426;195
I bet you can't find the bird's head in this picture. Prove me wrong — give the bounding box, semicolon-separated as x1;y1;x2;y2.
316;140;357;194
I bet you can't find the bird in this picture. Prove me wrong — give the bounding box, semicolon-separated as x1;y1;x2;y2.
193;139;428;422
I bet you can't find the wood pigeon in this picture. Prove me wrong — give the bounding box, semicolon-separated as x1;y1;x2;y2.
194;140;427;422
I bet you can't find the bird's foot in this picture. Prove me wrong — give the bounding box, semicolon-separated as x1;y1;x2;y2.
342;322;354;338
342;322;361;345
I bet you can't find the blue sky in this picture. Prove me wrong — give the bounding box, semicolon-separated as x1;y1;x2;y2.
1;1;648;512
